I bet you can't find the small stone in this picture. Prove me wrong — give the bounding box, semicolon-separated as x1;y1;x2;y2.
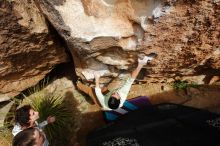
167;78;175;83
47;41;54;45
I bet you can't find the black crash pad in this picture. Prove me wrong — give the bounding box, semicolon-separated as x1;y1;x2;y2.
87;103;220;146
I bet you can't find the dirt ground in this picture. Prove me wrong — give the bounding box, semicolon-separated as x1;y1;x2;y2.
75;83;220;146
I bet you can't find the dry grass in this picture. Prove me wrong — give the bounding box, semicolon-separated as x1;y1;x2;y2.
0;127;13;146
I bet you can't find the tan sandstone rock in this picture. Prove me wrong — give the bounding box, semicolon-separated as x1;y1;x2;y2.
0;0;69;98
35;0;219;85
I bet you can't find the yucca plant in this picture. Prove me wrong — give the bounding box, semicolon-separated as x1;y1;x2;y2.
19;77;76;145
28;92;75;145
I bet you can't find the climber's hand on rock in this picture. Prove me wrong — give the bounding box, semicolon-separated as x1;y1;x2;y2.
94;71;101;80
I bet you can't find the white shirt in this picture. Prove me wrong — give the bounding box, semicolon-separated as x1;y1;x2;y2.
95;76;135;111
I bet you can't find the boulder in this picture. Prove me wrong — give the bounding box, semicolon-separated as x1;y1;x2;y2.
35;0;220;84
0;0;69;98
1;0;219;99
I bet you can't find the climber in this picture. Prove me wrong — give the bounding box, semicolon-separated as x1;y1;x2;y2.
76;53;156;110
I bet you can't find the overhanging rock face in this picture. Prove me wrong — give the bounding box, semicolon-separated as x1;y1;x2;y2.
36;0;220;83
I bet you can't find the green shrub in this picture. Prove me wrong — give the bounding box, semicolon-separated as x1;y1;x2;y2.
172;80;199;90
